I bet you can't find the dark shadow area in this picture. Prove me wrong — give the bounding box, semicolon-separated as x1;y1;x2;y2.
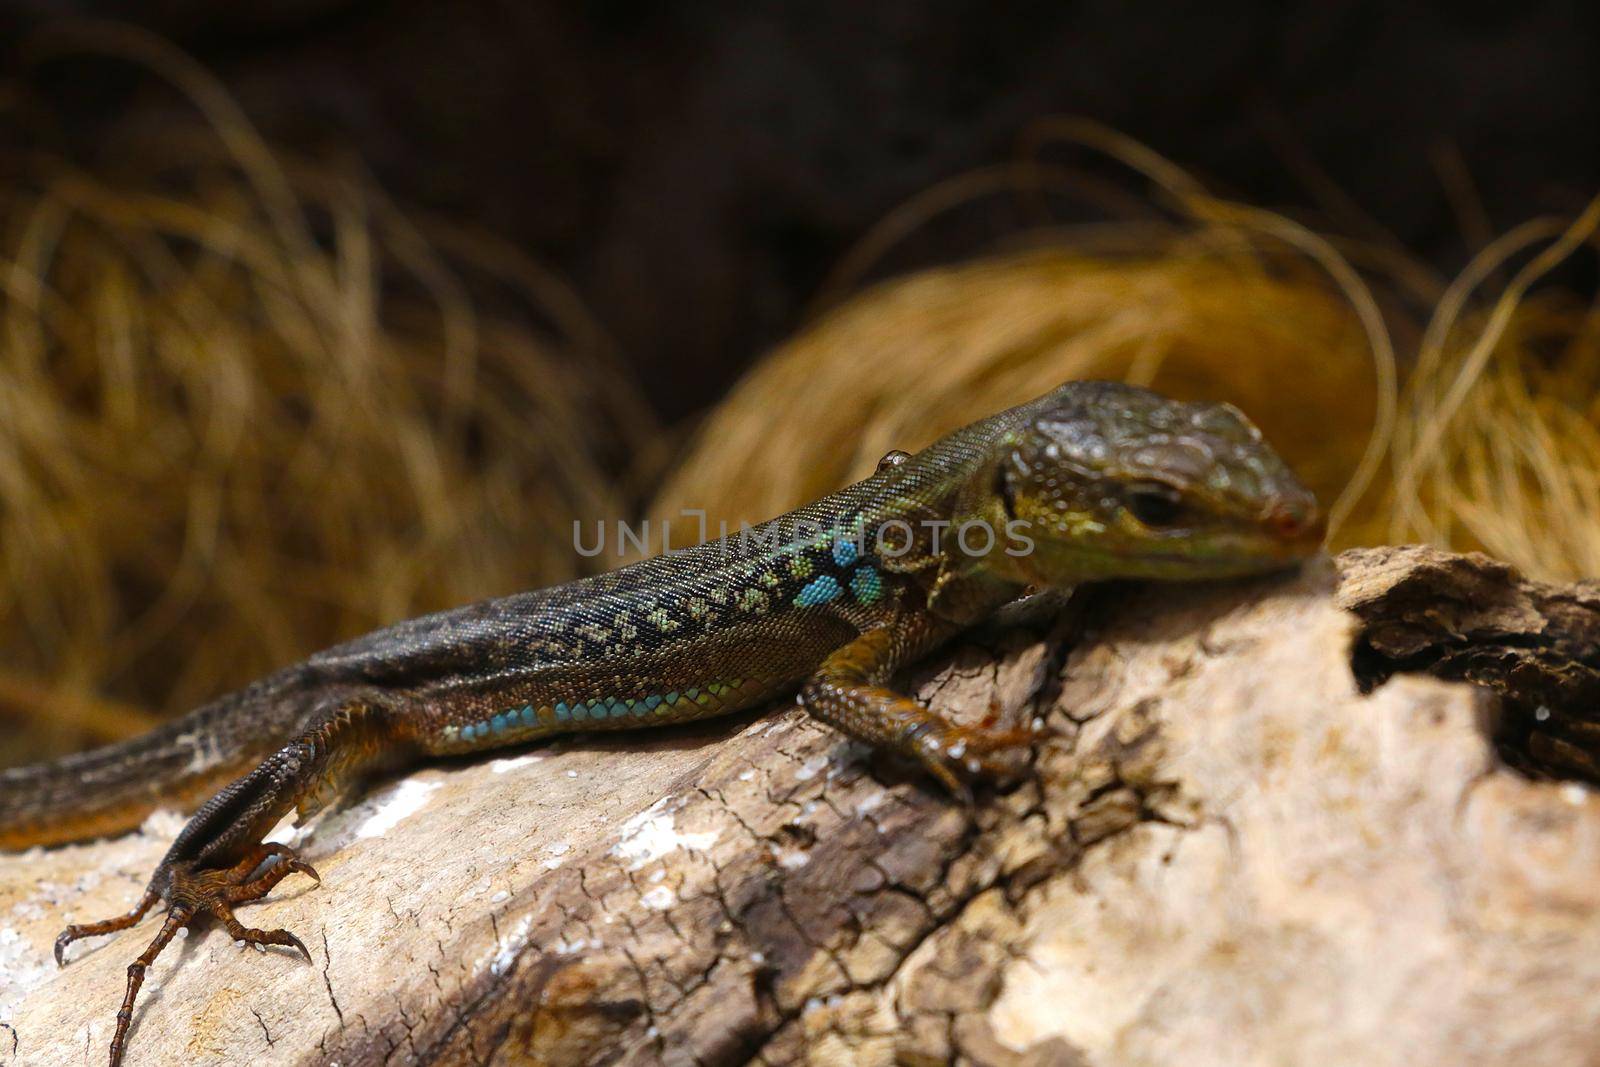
1339;546;1600;783
3;1;1597;417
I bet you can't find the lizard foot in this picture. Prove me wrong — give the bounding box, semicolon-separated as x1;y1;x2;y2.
906;721;1040;803
56;842;319;1067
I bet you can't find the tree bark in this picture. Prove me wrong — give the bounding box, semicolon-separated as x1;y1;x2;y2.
2;546;1598;1067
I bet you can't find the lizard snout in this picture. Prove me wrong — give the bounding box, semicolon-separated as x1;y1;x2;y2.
1262;497;1325;547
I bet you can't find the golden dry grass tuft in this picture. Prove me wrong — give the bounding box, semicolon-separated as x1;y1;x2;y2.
653;123;1600;586
648;244;1381;540
0;25;653;755
1366;201;1600;577
4;32;1599;769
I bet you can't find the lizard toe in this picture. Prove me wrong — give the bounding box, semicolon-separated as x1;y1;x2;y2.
909;720;1036;799
99;848;321;1066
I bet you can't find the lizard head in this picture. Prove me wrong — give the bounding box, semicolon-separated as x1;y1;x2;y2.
965;380;1324;584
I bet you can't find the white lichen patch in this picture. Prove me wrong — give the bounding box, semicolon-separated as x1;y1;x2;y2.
611;797;720;870
793;754;830;781
8;898;44;923
854;791;888;818
0;925;51;1018
490;754;544;774
355;779;442;839
139;807;189;839
640;885;677;910
488;914;533;976
772;847;811;870
542;841;572;870
29;869;108;912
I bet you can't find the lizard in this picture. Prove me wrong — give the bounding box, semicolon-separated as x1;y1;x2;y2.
0;380;1324;1065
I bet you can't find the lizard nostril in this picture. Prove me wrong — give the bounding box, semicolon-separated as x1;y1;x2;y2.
1264;501;1323;542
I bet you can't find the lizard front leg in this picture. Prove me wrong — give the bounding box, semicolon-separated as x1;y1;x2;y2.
57;695;398;1067
798;616;1036;800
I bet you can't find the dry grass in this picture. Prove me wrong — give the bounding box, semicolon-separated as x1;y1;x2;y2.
4;30;1598;768
653;122;1600;586
1365;202;1600;577
0;24;653;756
649;244;1382;539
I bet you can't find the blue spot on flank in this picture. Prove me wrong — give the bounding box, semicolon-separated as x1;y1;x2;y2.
520;705;537;726
850;566;883;604
491;714;508;734
831;538;858;567
644;694;663;710
554;702;571;721
795;575;842;607
608;699;629;718
572;703;589;721
460;723;474;741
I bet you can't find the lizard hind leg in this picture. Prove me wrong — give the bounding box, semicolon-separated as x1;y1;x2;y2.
84;841;322;1066
53;888;159;967
168;841;322;938
62;697;387;1066
50;840;316;966
106;844;317;1067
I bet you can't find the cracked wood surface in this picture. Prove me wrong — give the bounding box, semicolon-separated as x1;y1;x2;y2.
3;546;1599;1066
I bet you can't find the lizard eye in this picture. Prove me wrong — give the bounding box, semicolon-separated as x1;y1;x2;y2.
1124;482;1185;527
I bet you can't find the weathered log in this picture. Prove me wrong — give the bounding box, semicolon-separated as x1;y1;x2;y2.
1337;546;1600;780
2;546;1598;1066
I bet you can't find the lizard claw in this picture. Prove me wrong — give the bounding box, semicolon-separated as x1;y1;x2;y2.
54;928;74;968
908;721;1037;800
215;904;313;963
224;844;320;899
54;842;322;1067
286;930;312;963
54;887;160;968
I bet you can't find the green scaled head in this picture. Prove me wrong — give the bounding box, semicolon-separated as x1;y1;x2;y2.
966;380;1324;584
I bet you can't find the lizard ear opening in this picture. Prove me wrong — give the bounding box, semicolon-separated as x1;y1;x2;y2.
994;462;1019;521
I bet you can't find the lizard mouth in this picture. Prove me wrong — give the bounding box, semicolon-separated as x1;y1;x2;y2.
1017;533;1321;585
1109;527;1325;573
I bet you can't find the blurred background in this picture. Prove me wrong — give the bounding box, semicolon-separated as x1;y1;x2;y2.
0;2;1597;767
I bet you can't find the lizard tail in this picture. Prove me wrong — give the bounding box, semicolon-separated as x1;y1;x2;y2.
0;669;318;851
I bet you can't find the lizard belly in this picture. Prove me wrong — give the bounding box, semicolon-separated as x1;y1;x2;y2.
411;612;862;755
